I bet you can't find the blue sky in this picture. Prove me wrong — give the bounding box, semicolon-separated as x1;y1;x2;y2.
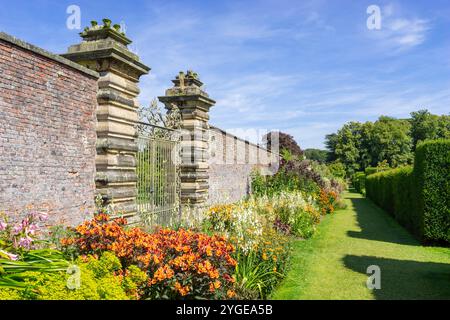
1;0;449;148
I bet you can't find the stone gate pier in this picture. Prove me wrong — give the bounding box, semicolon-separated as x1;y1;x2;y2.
62;20;150;221
159;71;216;211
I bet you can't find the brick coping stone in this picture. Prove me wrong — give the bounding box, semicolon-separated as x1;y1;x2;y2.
0;32;99;79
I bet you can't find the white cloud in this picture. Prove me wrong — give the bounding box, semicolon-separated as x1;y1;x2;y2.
366;4;431;52
127;1;446;149
387;18;429;47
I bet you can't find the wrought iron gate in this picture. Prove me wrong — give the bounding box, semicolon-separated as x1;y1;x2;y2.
136;122;181;226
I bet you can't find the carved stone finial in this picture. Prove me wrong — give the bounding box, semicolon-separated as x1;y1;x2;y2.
178;71;185;89
102;18;112;28
78;18;131;46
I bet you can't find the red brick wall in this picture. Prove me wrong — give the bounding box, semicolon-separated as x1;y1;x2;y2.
0;38;98;226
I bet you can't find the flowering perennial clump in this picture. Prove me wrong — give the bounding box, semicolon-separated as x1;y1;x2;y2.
61;214;237;299
0;211;48;260
318;189;338;215
207;203;264;253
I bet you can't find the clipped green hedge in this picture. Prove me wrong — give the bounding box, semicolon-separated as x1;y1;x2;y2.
352;172;366;194
366;140;450;244
414;140;450;243
365;167;378;176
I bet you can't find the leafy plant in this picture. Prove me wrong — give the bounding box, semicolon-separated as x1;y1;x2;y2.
0;249;69;290
61;214;237;299
233;229;291;299
366;139;450;244
0;252;146;300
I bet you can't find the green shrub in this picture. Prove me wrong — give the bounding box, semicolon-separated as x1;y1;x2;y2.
352;172;366;194
327;161;346;179
233;229;291;299
366;167;415;233
391;167;417;233
365;167;378;176
366;139;450;244
414;140;450;243
291;210;317;238
365;163;391;177
251;169;320;197
0;252;146;300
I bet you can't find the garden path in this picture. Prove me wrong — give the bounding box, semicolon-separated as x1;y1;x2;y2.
271;191;450;300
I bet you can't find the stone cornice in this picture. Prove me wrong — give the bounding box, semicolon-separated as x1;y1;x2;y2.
159;94;216;106
61;47;150;77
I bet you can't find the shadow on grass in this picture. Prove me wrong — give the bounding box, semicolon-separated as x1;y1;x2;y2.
343;255;450;300
346;195;418;246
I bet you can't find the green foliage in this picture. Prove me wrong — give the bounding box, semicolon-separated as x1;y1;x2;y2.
272;191;450;300
0;252;146;300
391;167;417;232
366;139;450;244
251;169;319;197
366;167;417;234
352;172;366;195
414;140;450;243
365;161;391;177
365;167;377;176
326;121;363;175
328;161;346;179
327;110;450;176
0;288;21;300
0;249;69;290
410;110;450;150
324;114;441;175
304;149;328;163
370;117;413;167
280;148;294;162
290;209;318;239
233;229;291;299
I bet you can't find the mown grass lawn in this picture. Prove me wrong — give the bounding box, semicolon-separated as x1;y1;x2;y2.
271;190;450;300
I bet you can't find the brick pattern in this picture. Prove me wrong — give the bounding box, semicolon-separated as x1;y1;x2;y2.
208;128;278;205
0;39;98;226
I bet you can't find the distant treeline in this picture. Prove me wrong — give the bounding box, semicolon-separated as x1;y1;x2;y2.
323;110;450;175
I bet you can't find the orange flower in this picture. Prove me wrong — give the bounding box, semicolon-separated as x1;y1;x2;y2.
174;282;191;296
205;245;213;257
227;290;236;298
152;265;174;283
61;215;238;299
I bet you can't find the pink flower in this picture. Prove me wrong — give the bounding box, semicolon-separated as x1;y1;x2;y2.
0;250;19;261
17;236;34;250
8;253;19;261
28;224;38;236
12;223;23;235
0;221;7;231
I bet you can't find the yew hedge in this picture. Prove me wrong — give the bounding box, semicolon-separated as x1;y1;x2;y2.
366;139;450;244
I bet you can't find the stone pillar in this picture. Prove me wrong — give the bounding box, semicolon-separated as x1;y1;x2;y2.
62;19;150;219
159;71;215;210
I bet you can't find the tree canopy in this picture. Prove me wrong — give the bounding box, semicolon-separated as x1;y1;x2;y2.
265;131;303;158
410;110;450;150
304;149;329;163
325;110;449;175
